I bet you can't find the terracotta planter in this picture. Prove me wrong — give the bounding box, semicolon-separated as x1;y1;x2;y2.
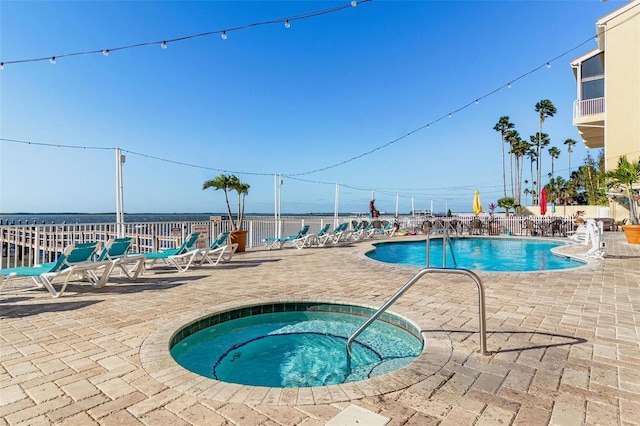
621;225;640;244
229;230;248;252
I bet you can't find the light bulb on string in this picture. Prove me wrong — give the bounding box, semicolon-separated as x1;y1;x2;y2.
475;99;479;104
50;57;56;64
0;62;4;70
507;82;512;89
161;41;167;49
284;20;290;28
102;49;109;56
546;62;551;68
221;31;227;40
351;1;357;6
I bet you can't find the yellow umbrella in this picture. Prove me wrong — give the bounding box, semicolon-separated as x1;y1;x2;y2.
473;190;483;215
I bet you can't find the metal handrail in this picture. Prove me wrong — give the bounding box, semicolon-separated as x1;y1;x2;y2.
346;268;488;357
426;228;457;268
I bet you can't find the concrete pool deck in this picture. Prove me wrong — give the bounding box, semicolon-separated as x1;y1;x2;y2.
1;233;638;425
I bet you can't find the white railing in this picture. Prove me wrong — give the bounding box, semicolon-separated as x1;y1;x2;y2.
573;97;605;119
0;215;577;269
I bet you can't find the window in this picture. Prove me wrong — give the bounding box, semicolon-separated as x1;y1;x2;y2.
580;52;604;100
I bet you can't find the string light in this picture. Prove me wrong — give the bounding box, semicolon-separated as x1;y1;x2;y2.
507;82;512;88
49;57;56;64
102;49;109;56
0;63;3;70
0;1;373;68
284;20;291;28
546;62;551;68
475;99;479;104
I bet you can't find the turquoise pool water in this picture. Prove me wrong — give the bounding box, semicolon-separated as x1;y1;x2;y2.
367;237;585;271
170;304;423;388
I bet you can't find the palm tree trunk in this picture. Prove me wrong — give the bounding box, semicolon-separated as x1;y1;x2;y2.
501;135;506;197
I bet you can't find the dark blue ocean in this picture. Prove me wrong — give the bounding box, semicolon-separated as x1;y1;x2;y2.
0;213;219;225
0;212;342;225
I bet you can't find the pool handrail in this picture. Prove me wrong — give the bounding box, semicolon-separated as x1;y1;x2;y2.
346;268;488;357
425;228;457;268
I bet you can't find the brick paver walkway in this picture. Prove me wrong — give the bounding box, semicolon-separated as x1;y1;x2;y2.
1;233;638;425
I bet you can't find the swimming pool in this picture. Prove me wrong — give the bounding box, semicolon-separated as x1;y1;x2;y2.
170;302;423;388
366;237;585;271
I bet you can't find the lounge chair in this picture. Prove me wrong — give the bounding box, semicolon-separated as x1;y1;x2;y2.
316;223;349;246
197;232;238;266
292;224;331;249
469;218;484;235
136;232;201;272
0;241;110;298
368;220;395;238
95;237;145;280
521;219;537;236
263;225;310;250
348;221;370;241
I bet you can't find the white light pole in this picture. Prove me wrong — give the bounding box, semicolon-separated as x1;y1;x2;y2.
115;147;126;237
334;183;340;227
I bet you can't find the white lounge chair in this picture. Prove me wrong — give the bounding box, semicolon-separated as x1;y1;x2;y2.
135;232;201;272
0;241;111;298
197;232;238;266
264;225;310;250
95;237;145;281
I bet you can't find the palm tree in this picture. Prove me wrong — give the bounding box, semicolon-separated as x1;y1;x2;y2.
493;116;515;198
203;174;250;231
526;146;538;203
534;99;557;204
564;138;577;176
505;129;522;199
548;146;561;179
605;155;640;225
510;135;530;205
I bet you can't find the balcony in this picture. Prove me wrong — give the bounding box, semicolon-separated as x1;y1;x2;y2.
573;97;604;149
573;97;605;119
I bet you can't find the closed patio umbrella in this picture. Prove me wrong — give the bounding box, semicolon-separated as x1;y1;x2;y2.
540;188;548;215
473;190;482;215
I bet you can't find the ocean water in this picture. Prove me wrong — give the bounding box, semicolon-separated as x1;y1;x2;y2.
0;213;218;225
0;212;347;225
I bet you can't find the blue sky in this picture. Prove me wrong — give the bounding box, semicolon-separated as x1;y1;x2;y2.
0;0;624;215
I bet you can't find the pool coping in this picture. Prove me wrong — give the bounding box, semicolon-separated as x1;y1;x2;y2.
140;297;454;406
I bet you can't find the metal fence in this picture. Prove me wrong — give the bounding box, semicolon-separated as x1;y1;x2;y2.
1;215;577;269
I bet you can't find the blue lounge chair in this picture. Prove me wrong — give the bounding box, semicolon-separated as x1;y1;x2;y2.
263;225;310;250
95;237;145;280
0;241;109;298
367;221;395;238
292;223;331;249
196;232;238;266
316;223;349;246
137;232;201;272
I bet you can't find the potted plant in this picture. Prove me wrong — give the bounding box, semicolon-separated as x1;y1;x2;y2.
203;174;251;251
605;155;640;244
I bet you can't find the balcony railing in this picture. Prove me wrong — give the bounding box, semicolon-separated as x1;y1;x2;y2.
573;97;605;119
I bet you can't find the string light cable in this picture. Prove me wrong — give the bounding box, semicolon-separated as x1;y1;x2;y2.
285;9;640;177
0;0;371;68
0;137;506;199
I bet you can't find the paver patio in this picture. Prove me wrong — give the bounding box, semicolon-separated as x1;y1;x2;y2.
1;233;638;425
